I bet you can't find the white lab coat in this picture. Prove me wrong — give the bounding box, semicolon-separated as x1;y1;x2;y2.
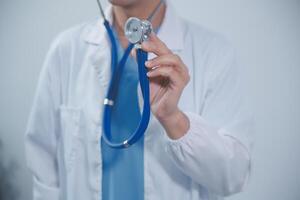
25;2;253;200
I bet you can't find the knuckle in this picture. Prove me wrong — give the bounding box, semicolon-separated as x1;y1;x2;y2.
173;54;181;62
163;67;172;75
162;70;168;76
152;43;158;52
166;67;172;74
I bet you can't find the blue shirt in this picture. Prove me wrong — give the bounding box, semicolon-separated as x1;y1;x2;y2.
101;27;144;200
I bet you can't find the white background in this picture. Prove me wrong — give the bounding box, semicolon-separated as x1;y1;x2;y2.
0;0;299;199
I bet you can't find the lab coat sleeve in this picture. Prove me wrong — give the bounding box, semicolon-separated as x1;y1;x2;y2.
24;38;62;200
163;40;253;196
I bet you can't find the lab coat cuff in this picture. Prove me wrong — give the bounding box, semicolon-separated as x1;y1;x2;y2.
163;111;205;146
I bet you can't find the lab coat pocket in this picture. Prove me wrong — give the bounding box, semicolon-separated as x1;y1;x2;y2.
59;105;82;173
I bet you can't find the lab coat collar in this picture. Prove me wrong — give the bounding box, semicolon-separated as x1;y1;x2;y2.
82;0;185;51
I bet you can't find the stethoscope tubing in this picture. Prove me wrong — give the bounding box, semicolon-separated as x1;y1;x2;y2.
102;49;150;148
98;0;164;148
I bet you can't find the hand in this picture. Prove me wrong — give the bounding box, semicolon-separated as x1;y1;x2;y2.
141;33;190;139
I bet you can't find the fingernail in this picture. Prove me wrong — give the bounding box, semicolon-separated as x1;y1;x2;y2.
145;61;151;66
147;71;152;76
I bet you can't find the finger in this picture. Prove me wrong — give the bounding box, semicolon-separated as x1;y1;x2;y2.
141;32;172;56
145;54;186;72
146;66;185;85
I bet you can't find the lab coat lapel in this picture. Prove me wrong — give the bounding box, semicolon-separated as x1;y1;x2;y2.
82;5;114;88
80;6;114;127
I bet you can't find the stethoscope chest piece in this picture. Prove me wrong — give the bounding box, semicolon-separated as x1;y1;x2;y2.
125;17;153;45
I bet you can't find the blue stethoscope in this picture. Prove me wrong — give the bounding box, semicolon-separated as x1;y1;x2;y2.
96;0;165;148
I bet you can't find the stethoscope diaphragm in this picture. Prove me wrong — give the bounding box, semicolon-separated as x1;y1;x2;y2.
125;17;153;45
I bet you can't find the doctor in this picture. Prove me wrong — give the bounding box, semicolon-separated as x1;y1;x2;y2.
25;0;253;200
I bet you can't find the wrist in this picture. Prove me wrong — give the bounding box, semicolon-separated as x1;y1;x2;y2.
157;109;190;140
156;108;181;123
